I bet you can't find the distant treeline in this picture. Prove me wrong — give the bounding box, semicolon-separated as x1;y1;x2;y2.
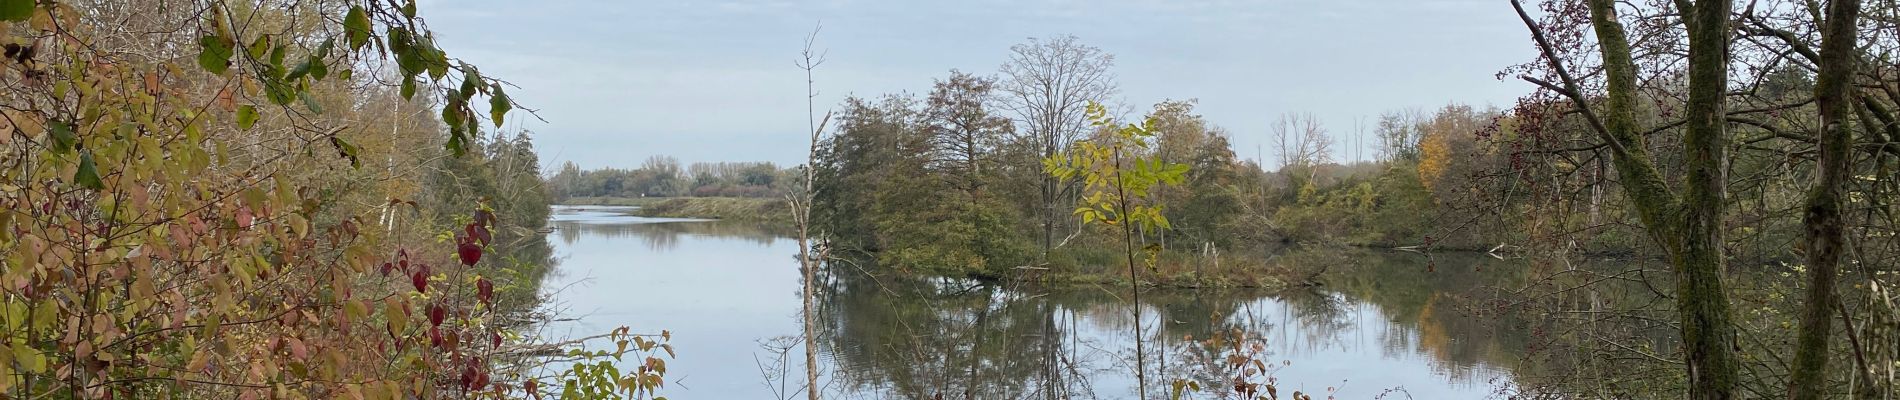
546;157;800;200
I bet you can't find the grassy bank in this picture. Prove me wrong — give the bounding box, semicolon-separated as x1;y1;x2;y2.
627;197;793;225
559;196;668;207
558;196;793;225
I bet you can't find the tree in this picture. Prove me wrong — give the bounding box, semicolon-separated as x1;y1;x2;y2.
790;23;829;400
551;161;585;201
1044;102;1188;400
924;70;1014;198
1270;112;1332;177
1175;132;1246;249
1789;0;1863;398
1511;1;1740;397
641;155;684;197
1374;110;1423;162
999;35;1118;258
814;95;922;253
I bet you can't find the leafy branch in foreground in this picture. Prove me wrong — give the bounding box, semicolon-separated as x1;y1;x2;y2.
1044;101;1188;399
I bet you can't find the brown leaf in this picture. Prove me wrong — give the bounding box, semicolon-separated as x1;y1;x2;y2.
143;71;161;94
286;337;308;361
216;87;237;112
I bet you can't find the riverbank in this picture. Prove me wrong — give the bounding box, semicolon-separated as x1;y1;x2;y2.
560;196;793;226
559;196;668;207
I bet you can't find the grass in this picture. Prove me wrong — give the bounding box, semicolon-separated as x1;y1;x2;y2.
558;196;668;207
624;197;792;225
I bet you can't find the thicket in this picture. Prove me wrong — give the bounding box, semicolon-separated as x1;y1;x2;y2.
0;1;669;398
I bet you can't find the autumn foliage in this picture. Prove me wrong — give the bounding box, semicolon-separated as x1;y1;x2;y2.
1;0;667;398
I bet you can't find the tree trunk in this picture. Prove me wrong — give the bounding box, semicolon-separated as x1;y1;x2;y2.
1676;1;1742;398
798;223;820;400
1789;0;1863;398
1583;1;1741;398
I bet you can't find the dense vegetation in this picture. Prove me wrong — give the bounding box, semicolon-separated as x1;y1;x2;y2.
803;39;1535;286
0;0;667;398
547;157;798;200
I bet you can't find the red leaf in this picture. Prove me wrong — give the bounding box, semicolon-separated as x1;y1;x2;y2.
477;278;494;307
235;207;254;229
429;326;444;349
491;331;502;347
457;242;482;266
429;303;446;327
411;269;429;293
471;224;492;246
380;262;394;277
474;209;494;228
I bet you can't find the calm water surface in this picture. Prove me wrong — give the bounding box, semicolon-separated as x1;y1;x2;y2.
541;205;1524;399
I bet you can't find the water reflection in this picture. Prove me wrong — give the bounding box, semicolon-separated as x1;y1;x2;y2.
545;205;1530;399
817;251;1528;399
551;206;788;250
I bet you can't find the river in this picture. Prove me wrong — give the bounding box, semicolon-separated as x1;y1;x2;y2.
540;205;1528;399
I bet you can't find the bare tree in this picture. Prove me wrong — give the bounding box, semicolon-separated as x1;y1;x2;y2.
1269;112;1332;176
1373;108;1424;162
790;23;832;400
998;35;1118;257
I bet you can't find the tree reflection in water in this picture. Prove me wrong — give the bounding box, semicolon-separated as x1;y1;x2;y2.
543;208;1576;399
552;207;790;251
814;248;1539;399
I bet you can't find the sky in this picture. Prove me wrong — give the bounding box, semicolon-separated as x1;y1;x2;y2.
417;0;1537;170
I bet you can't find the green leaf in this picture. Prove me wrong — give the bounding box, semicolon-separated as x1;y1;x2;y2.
300;91;323;114
74;151;103;190
248;35;270;59
268;44;287;69
389;28;421;75
402;0;417;18
330;137;360;168
446;129;466;157
48;119;75;153
425;49;448;80
399;75;416;99
236;105;258;130
309;56;329;80
441;97;463;129
489;85;511;127
344;6;371;50
264;80;294;105
0;0;32;22
315;37;335;58
285;57;312;81
197;35;234;74
458;76;477;98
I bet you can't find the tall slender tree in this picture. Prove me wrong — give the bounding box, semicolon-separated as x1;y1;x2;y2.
791;23;831;400
1790;0;1863;398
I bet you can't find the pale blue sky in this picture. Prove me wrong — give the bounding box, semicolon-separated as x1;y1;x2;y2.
418;0;1534;169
